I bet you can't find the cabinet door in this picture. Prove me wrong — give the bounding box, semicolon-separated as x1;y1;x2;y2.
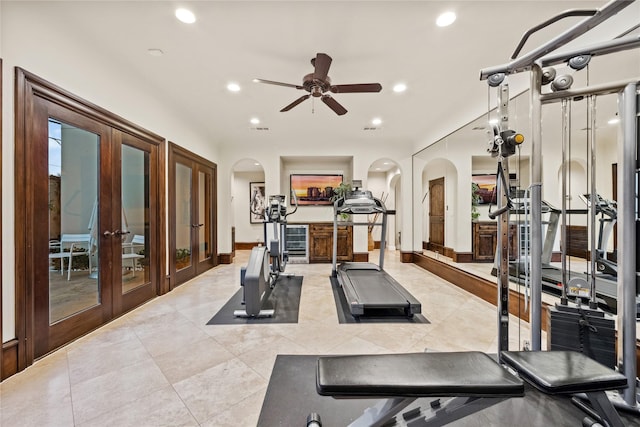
473;222;518;261
310;231;332;263
336;226;353;261
475;228;497;261
309;223;353;263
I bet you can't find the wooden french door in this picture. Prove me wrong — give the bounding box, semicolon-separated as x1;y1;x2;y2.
169;144;217;287
16;68;163;362
428;177;445;253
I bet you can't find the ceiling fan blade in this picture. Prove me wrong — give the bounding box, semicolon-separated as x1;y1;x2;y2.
313;53;332;81
254;78;304;90
330;83;383;93
321;95;347;116
280;94;310;112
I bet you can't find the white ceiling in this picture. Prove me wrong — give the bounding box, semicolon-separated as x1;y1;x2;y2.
8;1;640;170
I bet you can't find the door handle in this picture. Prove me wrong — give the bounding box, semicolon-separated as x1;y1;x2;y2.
104;230;132;237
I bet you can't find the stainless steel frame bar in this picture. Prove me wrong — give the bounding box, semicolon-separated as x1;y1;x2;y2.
618;83;638;407
479;0;633;80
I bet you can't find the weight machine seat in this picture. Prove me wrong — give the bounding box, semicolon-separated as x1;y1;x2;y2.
501;350;628;394
316;352;524;398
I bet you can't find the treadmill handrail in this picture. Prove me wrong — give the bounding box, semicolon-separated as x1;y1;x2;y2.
332;193;388;275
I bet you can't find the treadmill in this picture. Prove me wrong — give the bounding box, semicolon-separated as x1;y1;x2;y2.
498;198;638;315
331;187;421;318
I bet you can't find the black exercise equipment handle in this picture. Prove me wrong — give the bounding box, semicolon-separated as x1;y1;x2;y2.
488;205;511;220
487;159;514;220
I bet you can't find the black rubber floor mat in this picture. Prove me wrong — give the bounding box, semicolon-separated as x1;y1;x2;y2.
330;277;429;324
207;275;303;325
259;355;629;427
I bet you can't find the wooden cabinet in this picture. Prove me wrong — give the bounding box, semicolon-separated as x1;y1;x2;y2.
472;221;518;262
309;223;352;263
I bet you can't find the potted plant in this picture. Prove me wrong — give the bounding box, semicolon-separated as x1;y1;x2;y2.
331;182;352;221
175;248;191;269
471;182;481;221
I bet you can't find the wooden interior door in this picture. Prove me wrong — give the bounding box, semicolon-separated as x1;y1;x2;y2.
16;68;164;363
169;144;217;287
428;177;445;253
33;97;113;357
113;131;160;313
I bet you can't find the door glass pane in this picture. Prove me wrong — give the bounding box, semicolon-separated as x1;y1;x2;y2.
198;170;210;262
48;119;100;324
121;145;149;293
176;162;192;270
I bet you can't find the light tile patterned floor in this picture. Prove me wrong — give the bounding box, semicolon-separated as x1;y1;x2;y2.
0;250;538;426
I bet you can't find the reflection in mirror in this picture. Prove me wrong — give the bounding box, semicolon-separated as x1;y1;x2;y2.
367;159;401;251
175;162;192;270
198;170;211;262
48;119;100;323
412;46;633;312
121;144;149;293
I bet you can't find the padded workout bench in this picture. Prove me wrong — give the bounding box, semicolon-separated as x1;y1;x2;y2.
316;350;628;426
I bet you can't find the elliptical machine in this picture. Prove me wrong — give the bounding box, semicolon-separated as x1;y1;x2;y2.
234;192;298;318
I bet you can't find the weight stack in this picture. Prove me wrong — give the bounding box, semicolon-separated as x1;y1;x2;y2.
548;304;616;369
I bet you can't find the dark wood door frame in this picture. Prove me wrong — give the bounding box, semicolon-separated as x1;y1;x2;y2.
168;142;217;289
14;68;165;371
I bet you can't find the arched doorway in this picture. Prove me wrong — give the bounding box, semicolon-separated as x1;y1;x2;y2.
231;159;266;250
367;158;400;251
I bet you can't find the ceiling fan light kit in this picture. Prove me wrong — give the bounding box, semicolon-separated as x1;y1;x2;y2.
255;53;382;116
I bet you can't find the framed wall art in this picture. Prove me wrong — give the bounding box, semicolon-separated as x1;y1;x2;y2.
290;174;343;206
249;182;266;223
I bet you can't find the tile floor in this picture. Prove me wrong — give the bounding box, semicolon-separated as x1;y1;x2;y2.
1;250;539;426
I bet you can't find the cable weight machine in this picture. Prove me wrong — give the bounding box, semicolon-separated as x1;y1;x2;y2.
480;0;640;415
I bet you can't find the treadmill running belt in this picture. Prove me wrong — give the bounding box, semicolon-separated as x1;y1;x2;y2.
344;270;412;305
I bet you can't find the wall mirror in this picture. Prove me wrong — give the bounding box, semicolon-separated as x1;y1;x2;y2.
412;46;637;307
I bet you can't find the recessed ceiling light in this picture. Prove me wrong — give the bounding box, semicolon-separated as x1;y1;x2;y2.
175;8;196;24
147;48;164;57
227;82;241;92
254;162;260;166
250;117;260;125
372;117;382;126
436;11;456;27
383;162;390;165
489;118;499;125
393;83;407;93
608;117;620;125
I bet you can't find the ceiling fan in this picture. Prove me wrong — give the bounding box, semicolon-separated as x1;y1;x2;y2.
254;53;382;116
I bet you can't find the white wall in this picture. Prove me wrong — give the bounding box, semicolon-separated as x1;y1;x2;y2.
219;144;413;255
281;157;351;225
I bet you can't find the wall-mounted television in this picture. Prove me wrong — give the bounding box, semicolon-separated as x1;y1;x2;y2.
290;174;343;206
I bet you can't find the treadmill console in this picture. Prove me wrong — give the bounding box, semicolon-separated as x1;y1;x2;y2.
344;190;377;213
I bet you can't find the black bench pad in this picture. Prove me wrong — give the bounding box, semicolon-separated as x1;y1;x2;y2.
502;350;628;394
317;351;524;398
